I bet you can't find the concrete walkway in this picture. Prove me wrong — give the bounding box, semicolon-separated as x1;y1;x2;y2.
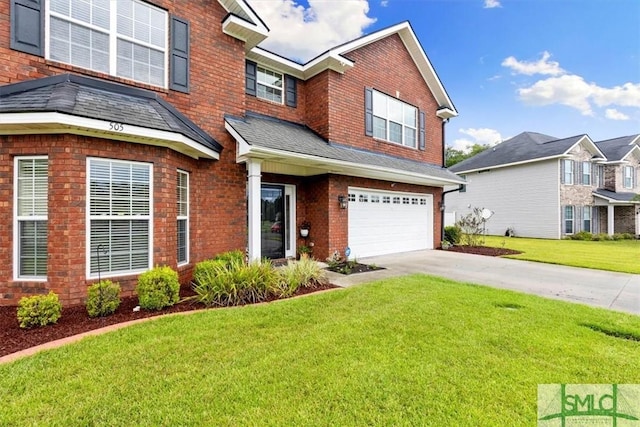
324;250;640;315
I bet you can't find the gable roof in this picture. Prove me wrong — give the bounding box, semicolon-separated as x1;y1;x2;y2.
449;132;606;174
225;112;464;186
0;74;221;159
595;135;640;162
247;22;457;117
219;0;269;50
594;189;640;204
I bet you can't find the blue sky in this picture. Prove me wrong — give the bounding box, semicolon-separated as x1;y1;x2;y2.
247;0;640;150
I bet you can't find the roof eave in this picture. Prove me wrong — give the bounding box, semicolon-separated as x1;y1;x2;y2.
222;15;268;50
1;112;220;160
452;154;565;174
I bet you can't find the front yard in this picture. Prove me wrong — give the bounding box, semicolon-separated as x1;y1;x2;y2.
482;236;640;274
1;275;638;425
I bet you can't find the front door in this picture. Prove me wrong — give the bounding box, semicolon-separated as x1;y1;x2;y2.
261;185;285;259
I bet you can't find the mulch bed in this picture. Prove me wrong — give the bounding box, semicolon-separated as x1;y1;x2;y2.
444;245;522;257
0;283;338;358
326;262;385;275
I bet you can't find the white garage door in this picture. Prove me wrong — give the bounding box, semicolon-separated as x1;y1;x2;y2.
347;187;433;258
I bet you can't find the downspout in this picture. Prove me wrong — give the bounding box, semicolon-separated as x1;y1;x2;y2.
440;184;464;247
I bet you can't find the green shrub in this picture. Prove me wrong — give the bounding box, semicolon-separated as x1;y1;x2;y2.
86;280;121;317
213;250;245;266
569;231;592;241
592;233;612;241
612;233;634;241
274;257;327;298
444;225;462;244
17;291;62;329
136;266;180;310
192;258;279;307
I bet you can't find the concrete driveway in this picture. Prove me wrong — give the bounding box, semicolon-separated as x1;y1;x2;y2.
324;250;640;315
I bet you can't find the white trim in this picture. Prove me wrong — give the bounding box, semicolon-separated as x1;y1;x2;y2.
0;112;219;160
177;169;189;266
261;182;297;259
13;156;49;282
256;65;284;104
247;22;456;115
85;158;154;279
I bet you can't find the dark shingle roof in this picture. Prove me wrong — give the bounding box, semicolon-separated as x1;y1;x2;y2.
594;189;640;203
225;112;462;183
0;74;221;152
595;135;640;161
449;132;589;173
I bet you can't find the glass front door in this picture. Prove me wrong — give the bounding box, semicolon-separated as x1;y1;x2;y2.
261;185;285;259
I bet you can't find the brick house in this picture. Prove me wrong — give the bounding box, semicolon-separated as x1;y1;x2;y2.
445;132;640;238
0;0;462;306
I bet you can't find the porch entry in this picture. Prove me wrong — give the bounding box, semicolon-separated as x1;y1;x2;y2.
261;184;296;259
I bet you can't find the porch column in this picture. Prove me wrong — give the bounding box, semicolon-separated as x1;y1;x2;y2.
607;205;615;236
247;159;262;261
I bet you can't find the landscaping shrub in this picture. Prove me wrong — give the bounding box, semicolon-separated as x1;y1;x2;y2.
612;233;634;241
592;233;613;241
86;280;121;317
136;266;180;310
274;257;327;298
569;231;592;241
192;258;279;307
213;249;245;265
444;225;462;244
17;291;62;329
456;207;489;247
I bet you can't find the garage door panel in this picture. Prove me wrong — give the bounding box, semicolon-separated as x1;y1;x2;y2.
347;188;433;258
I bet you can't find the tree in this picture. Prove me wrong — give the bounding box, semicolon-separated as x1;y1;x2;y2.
445;143;490;167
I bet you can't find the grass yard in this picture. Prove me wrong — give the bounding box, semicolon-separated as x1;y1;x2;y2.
1;275;639;426
482;235;640;274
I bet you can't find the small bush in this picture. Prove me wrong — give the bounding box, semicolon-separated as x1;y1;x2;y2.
444;225;462;244
213;250;245;266
86;280;121;317
612;233;634;241
592;233;612;241
274;257;326;298
17;291;62;329
136;266;180;310
192;258;279;307
569;231;592;241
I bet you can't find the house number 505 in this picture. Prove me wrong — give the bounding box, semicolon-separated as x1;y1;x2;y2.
109;122;125;131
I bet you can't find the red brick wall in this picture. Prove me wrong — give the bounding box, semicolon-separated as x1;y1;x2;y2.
246;79;307;123
0;134;247;306
308;34;444;166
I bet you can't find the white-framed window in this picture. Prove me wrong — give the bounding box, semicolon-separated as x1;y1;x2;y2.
87;158;152;278
47;0;168;87
562;159;574;184
348;193;356;202
372;90;417;148
582;161;591;185
382;196;390;204
257;66;283;103
563;205;574;234
623;166;634;189
14;157;49;280
177;170;189;265
583;206;592;233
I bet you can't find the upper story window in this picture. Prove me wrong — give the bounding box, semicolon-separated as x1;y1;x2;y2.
623;166;635;189
371;90;417;148
15;157;49;280
581;161;591;185
561;159;574;185
257;66;283;103
245;61;297;107
47;0;168;87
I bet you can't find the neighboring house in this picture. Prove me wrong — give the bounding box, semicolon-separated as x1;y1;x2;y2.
0;0;462;306
445;132;640;239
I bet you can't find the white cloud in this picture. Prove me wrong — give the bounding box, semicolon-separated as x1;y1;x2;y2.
605;108;630;121
452;128;502;151
380;0;389;6
484;0;501;8
247;0;376;63
517;75;640;116
502;51;565;76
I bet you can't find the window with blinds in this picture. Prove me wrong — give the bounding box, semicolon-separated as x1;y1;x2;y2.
88;158;151;276
15;157;49;279
48;0;167;87
177;170;188;265
371;90;417;148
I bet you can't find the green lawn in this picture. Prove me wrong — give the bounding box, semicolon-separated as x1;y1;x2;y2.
2;275;639;426
482;235;640;274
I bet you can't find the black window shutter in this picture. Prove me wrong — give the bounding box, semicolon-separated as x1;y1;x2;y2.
246;61;257;96
285;75;297;108
419;110;426;150
364;87;373;136
169;16;189;93
11;0;43;56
